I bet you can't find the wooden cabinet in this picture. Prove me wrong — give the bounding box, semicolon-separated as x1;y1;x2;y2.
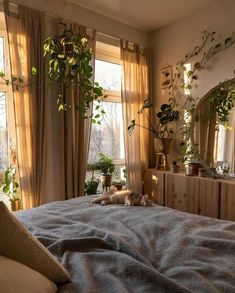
144;169;164;205
220;181;235;221
144;169;234;220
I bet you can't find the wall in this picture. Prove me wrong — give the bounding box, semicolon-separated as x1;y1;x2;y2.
150;0;235;109
7;0;149;46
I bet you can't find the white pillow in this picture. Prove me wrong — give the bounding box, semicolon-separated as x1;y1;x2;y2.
0;201;70;283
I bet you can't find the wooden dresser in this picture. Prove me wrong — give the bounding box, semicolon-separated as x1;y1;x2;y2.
144;169;235;221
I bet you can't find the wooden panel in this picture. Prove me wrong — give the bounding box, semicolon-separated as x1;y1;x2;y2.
186;177;219;218
221;183;235;221
165;173;187;212
144;169;164;205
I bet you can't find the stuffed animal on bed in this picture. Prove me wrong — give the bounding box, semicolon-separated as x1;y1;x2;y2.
90;190;152;207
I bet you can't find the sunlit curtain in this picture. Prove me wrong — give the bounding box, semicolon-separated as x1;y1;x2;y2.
4;1;95;207
120;40;150;193
4;1;45;208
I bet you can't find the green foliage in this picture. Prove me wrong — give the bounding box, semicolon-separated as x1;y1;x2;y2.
43;28;106;123
209;82;235;127
1;165;20;201
156;104;179;125
128;99;179;138
85;178;99;195
94;153;115;175
112;180;125;185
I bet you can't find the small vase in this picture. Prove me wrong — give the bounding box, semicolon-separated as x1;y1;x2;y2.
10;199;21;212
170;165;179;173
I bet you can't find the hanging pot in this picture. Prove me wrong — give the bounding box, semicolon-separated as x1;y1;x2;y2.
10;199;21;212
154;138;171;154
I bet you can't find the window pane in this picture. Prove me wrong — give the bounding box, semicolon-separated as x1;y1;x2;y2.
89;101;124;162
0;91;8;170
95;60;121;91
0;37;5;73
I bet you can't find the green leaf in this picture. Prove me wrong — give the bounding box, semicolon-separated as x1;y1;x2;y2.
32;67;37;75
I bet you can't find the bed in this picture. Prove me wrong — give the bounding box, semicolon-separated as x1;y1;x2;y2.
15;196;235;292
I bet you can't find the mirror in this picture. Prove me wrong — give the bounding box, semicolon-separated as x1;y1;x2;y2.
191;78;235;178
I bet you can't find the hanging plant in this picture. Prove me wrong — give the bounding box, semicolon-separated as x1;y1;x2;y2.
43;24;106;123
0;23;106;124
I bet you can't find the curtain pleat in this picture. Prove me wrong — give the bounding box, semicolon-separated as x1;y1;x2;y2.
4;1;95;207
120;40;150;193
4;1;45;208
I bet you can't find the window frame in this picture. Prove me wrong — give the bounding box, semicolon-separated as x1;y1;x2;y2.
0;24;14;175
90;42;125;173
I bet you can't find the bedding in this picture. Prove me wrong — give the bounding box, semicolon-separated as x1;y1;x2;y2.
15;196;235;293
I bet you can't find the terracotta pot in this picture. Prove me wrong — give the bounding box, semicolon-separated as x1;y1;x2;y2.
154;138;171;154
188;163;201;176
101;175;112;188
10;199;21;212
115;184;123;191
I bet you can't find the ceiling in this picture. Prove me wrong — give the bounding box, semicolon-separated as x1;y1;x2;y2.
70;0;217;32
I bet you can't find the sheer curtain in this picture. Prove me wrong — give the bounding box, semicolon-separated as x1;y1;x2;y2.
120;40;150;193
4;1;45;208
4;1;95;207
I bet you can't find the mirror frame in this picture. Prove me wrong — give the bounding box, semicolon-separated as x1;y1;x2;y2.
190;77;235;179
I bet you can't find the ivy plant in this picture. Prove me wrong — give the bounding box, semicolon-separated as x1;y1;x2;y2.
209;82;235;127
43;26;106;123
1;165;20;201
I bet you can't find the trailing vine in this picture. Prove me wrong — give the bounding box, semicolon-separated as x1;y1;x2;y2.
165;31;235;162
0;23;106;124
208;81;235;128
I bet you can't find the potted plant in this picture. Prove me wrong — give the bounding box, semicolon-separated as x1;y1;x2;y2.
128;100;179;154
170;160;180;173
85;178;99;195
95;153;115;190
1;165;20;211
112;180;125;191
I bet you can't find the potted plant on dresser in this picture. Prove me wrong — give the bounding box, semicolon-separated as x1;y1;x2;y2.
128;100;179;169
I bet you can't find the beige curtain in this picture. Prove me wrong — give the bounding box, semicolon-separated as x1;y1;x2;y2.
120;40;150;193
61;24;96;199
4;1;45;208
4;2;95;207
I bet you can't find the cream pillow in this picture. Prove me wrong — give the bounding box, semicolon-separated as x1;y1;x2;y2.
0;255;57;293
0;201;70;283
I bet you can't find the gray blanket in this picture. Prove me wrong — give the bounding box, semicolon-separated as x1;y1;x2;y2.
16;196;235;293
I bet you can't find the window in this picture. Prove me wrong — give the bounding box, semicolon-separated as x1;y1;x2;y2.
0;14;14;172
88;41;125;181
